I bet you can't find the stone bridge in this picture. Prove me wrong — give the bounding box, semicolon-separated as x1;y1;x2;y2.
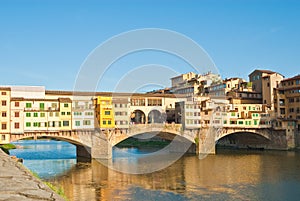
198;126;288;154
107;123;197;146
9;124;290;159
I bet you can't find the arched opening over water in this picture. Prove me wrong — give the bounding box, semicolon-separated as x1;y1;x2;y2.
9;138;78;179
10;136;91;161
216;132;271;151
114;132;196;154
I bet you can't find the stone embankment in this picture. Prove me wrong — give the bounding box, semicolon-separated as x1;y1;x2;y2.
0;149;64;201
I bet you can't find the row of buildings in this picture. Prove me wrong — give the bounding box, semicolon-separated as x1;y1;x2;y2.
170;69;299;140
0;86;188;144
0;69;299;148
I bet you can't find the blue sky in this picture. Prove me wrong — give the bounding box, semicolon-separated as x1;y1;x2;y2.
0;0;299;91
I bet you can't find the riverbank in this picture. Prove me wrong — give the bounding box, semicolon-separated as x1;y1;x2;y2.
0;149;64;201
0;143;16;154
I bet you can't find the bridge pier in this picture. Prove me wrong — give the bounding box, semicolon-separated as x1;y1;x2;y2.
91;131;112;159
198;128;216;157
76;145;91;161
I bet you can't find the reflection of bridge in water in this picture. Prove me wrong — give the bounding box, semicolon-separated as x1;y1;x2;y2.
10;123;288;159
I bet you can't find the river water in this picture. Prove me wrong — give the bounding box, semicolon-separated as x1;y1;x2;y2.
10;140;300;201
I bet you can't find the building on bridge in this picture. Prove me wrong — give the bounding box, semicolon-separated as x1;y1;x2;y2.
94;96;115;129
1;73;299;156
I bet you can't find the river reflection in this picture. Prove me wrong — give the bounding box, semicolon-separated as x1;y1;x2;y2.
51;150;300;201
10;140;300;201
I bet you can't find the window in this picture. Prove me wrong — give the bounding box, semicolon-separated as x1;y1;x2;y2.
108;120;111;125
40;113;45;117
1;135;5;141
1;123;7;130
131;98;146;106
83;120;91;125
61;112;66;115
64;103;69;108
63;121;69;126
14;123;20;129
85;112;93;116
254;120;258;125
75;121;80;126
289;98;294;103
26;122;31;127
26;113;31;117
103;120;106;125
1;92;6;95
26;103;31;108
34;113;38;117
15;112;19;117
33;122;40;127
148;99;162;106
2;100;7;106
67;112;71;115
2;112;6;117
15;102;19;107
105;111;111;115
267;83;270;87
40;103;44;110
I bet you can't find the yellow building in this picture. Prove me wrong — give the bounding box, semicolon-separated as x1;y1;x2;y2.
95;96;115;128
58;98;72;130
0;87;11;144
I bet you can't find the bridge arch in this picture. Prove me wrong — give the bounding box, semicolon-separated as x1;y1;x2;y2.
10;131;94;159
110;124;197;148
216;131;271;149
113;131;197;154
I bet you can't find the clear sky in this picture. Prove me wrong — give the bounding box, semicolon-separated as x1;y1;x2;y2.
1;0;300;91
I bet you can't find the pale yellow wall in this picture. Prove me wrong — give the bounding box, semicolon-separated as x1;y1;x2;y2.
0;89;11;143
59;101;72;130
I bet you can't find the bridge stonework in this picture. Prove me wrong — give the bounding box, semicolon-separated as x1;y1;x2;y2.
9;124;293;159
198;126;289;154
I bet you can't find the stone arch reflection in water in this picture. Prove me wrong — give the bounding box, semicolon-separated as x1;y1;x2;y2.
51;150;300;201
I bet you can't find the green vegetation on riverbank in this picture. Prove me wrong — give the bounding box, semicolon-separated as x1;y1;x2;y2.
0;144;16;154
28;169;69;201
116;138;171;148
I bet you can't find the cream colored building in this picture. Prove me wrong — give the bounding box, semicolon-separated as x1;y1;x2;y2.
0;87;11;144
208;77;245;97
171;72;221;96
274;75;300;134
249;69;284;108
10;98;24;134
